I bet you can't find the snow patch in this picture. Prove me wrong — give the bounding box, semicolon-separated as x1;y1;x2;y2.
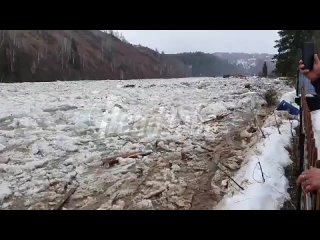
200;102;228;120
216;115;298;210
0;181;12;204
0;143;5;151
18;117;38;128
54;135;78;152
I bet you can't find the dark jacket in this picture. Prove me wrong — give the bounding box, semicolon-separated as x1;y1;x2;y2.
311;79;320;96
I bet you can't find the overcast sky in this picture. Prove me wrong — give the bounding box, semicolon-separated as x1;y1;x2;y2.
117;30;279;54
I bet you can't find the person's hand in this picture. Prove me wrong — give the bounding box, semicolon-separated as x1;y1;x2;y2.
299;54;320;82
297;167;320;193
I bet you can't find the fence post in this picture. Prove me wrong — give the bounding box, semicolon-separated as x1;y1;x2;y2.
299;86;320;209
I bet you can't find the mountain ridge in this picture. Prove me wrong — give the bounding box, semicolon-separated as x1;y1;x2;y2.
0;30;275;82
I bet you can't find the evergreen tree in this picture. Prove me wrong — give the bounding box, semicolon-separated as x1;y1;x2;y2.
273;30;314;77
262;61;268;77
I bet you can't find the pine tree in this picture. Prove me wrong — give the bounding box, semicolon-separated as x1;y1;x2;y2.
273;30;314;77
262;62;268;77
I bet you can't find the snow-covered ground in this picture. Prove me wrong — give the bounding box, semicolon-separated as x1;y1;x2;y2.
216;90;298;210
235;58;257;70
0;77;295;209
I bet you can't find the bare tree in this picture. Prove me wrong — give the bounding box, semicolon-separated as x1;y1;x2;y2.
110;61;115;72
31;60;36;74
120;69;124;80
63;37;67;53
132;61;136;74
0;30;4;47
99;39;105;62
101;39;104;53
12;31;17;47
10;48;15;72
113;31;120;39
119;33;128;43
59;46;64;70
37;51;40;65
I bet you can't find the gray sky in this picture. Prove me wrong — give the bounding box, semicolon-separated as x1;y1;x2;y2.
117;30;279;54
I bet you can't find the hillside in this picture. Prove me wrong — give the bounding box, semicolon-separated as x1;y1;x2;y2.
0;30;189;82
214;52;275;75
170;52;244;77
0;30;274;82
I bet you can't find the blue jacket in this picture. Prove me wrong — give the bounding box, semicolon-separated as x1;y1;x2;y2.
298;74;317;95
298;73;320;111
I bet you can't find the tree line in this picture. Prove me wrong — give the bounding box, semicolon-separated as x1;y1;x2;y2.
273;30;320;77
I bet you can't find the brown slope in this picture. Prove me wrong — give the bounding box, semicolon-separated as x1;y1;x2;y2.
0;30;188;82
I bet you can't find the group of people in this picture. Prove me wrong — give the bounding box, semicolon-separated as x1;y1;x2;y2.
296;55;320;193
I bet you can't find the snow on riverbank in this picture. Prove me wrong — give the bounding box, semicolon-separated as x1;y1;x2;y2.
216;91;298;210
